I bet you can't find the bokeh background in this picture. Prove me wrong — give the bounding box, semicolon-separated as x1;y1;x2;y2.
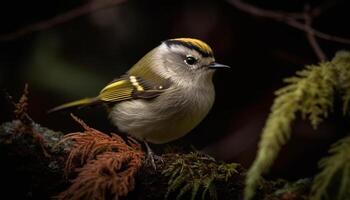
1;0;349;180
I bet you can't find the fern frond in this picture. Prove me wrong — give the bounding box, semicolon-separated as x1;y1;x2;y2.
310;136;350;200
163;152;238;200
244;57;340;200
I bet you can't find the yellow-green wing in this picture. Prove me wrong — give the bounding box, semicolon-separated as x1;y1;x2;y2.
98;77;135;102
98;75;170;102
49;74;171;113
50;76;143;112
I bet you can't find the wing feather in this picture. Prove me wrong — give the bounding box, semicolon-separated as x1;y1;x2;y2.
98;75;171;102
98;78;134;102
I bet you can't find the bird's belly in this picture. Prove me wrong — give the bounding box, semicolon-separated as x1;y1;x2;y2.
109;89;214;144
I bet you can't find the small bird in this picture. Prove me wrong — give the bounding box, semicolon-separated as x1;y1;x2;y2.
50;38;229;163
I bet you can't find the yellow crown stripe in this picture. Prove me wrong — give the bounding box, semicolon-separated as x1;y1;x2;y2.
171;38;213;56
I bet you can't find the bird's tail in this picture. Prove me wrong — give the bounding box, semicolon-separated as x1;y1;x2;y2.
48;97;100;113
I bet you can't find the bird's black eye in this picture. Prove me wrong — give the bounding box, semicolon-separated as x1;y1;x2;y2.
184;55;197;65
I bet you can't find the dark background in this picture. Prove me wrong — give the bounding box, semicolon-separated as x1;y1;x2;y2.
1;0;349;179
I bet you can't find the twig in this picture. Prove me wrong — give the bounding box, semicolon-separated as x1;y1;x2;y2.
303;5;327;61
227;0;350;45
4;83;34;124
227;0;304;20
309;0;341;18
0;0;127;41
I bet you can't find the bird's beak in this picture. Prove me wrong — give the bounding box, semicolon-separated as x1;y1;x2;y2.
208;62;230;69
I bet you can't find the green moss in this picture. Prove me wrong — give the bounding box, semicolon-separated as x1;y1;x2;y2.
244;51;350;200
162;152;239;200
332;51;350;114
310;136;350;200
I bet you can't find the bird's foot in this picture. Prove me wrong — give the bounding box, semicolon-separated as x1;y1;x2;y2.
144;141;163;170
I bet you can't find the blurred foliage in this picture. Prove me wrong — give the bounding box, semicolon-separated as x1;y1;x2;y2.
162;152;239;200
310;136;350;200
27;34;106;98
334;52;350;114
273;178;311;197
244;51;350;200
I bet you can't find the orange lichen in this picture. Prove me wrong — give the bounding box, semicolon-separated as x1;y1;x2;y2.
56;114;144;200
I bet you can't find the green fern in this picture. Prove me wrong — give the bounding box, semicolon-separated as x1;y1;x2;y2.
244;51;350;200
310;136;350;200
163;152;239;200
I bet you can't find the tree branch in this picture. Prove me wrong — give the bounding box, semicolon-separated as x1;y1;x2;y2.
303;6;327;61
227;0;350;45
0;0;127;41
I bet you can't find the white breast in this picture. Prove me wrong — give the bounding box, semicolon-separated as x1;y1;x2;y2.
109;82;215;144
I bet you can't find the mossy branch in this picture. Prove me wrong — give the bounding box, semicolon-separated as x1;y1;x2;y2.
245;51;350;200
0;118;250;200
0;87;313;200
